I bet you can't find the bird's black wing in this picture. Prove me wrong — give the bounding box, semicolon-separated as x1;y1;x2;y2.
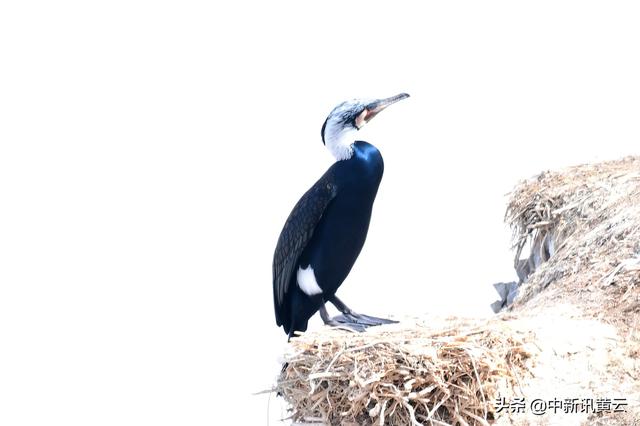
273;174;337;326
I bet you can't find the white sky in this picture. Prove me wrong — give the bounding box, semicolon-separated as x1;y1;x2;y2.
1;1;639;425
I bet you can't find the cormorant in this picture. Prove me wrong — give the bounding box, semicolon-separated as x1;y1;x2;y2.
272;93;410;339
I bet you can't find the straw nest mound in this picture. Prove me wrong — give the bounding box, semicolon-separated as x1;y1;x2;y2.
277;318;533;426
274;156;640;425
505;155;640;320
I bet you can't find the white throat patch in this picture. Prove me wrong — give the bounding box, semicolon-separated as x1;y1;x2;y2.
323;123;356;161
297;265;323;296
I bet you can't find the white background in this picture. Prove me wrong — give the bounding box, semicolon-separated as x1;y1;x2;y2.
1;1;639;425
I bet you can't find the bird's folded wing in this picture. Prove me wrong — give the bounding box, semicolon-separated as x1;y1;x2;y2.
272;175;337;324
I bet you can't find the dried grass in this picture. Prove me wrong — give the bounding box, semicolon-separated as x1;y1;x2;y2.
276;318;532;425
505;155;640;306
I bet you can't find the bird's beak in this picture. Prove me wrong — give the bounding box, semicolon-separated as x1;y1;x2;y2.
356;93;410;128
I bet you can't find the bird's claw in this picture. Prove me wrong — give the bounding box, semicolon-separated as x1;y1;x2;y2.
327;313;397;331
323;316;368;332
351;312;398;325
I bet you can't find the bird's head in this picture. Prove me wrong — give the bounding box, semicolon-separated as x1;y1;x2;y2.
320;93;410;161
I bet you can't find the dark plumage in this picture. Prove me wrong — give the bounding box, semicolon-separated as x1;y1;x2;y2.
273;94;409;338
273;175;338;330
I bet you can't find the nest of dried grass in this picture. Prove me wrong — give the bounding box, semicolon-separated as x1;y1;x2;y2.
276;318;532;425
505;155;640;306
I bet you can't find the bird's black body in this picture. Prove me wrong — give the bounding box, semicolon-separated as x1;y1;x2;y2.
273;141;383;336
272;92;408;338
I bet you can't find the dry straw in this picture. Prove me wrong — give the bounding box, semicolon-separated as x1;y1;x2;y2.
276;319;532;425
505;155;640;306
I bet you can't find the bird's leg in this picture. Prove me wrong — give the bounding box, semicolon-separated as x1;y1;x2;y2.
319;305;367;332
330;296;398;326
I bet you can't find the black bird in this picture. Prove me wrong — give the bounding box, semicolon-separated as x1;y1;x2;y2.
273;93;410;339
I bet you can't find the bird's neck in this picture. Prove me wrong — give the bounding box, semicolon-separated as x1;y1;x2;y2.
324;124;356;161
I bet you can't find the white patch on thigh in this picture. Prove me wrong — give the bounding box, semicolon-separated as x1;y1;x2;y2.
297;265;323;296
